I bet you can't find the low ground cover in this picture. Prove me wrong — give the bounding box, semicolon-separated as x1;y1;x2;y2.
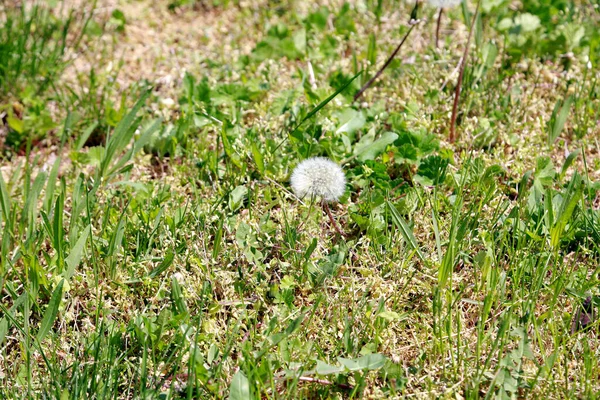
0;0;599;398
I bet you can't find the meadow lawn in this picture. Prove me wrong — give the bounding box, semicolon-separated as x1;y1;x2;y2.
1;0;599;398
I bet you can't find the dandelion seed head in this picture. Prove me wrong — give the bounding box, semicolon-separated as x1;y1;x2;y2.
290;157;346;202
426;0;461;8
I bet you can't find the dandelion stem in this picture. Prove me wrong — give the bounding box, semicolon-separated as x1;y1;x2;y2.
353;22;417;102
449;0;480;143
323;202;345;237
435;8;444;48
297;197;315;232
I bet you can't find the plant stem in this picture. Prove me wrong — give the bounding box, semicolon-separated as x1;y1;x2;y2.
435;8;444;48
353;23;417;102
449;0;481;143
323;202;345;237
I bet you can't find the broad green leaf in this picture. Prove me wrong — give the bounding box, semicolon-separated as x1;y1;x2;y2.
533;157;555;190
134;118;163;154
564;25;585;50
229;185;248;212
497;18;513;31
110;9;126;32
336;109;366;136
414;155;449;186
306;7;329;30
0;319;6;345
228;370;251;400
514;13;540;32
7;115;24;133
106;205;127;258
517;170;533;200
377;311;408;322
338;354;387;371
316;360;344;375
37;280;65;342
354;353;387;370
354;131;398;162
293;28;306;53
482;0;504;12
337;357;359;371
484;42;498;68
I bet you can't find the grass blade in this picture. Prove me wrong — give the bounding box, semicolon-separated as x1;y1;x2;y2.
171;275;188;315
109;117;162;176
37;279;64;342
148;250;175;278
22;171;47;236
53;190;65;273
100;90;150;177
291;71;362;137
548;96;573;145
387;201;425;262
43;156;62;213
272;71;362;154
0;171;11;223
550;173;583;248
64;225;91;280
449;0;481;142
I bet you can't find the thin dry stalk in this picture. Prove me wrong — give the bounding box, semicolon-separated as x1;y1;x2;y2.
449;0;481;143
353;23;417;102
323;202;346;237
435;8;444;48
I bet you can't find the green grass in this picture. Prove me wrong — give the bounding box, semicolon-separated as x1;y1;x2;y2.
1;0;599;398
0;1;99;154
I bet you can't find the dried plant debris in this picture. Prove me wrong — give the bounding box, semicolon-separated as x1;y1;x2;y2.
571;296;597;334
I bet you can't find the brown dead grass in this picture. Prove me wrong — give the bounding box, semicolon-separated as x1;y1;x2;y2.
62;0;263;101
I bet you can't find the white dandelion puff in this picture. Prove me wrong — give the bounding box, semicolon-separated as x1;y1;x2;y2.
426;0;461;8
290;157;346;202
